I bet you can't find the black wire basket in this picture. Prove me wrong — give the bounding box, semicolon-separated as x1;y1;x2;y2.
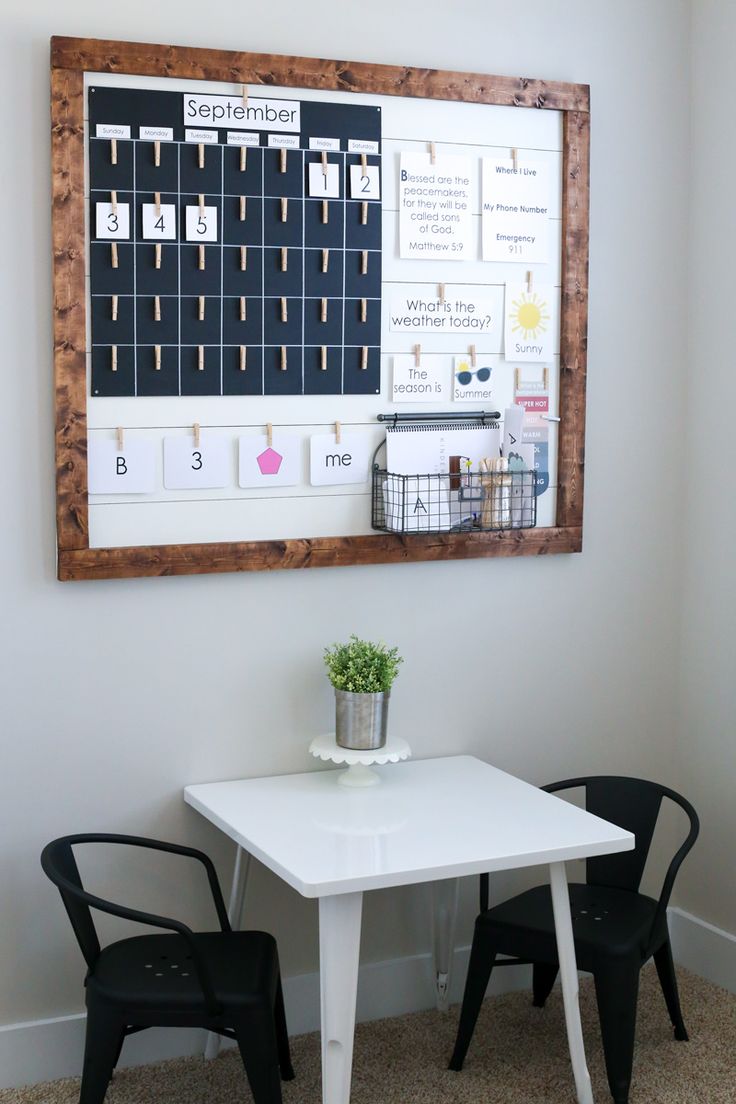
372;468;538;534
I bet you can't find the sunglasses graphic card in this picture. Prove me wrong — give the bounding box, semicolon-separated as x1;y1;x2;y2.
452;355;514;409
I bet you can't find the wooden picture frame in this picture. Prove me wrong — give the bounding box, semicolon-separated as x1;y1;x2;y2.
51;36;589;580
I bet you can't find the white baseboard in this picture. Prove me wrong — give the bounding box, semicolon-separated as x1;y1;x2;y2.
0;946;530;1091
668;906;736;993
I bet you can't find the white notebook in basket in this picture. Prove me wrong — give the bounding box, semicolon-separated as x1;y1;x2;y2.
385;421;501;475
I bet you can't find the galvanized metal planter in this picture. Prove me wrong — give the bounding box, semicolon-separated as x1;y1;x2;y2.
335;689;390;750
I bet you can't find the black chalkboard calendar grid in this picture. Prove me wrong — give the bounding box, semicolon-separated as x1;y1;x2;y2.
88;85;382;398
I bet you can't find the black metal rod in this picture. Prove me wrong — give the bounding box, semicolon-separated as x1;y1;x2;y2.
376;410;500;424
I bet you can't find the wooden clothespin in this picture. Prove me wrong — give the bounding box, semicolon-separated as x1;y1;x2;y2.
361;153;367;174
526;270;534;293
470;344;477;367
154;344;161;371
429;142;436;164
198;295;205;321
322;150;328;177
111;243;119;269
322;200;328;224
321;345;327;371
193;423;201;448
511;148;518;171
110;138;117;165
240;345;247;371
240;296;246;321
361;250;368;275
199;193;205;217
361;201;368;225
322;248;329;273
361;298;367;322
111;294;118;321
279;148;287;173
281;197;288;223
280;297;288;323
514;367;521;391
154;295;161;321
116;426;124;451
266;422;273;446
154;243;161;269
198;143;205;169
154;191;161;216
335;421;341;445
414;344;421;367
281;247;288;272
111;346;118;373
543;367;549;389
361;346;368;370
240;245;247;271
154;140;161;167
240;147;247;172
438;283;446;304
240;195;246;221
110;190;118;215
280;346;287;371
198;345;204;371
242;83;248;109
199;244;206;271
321;297;328;323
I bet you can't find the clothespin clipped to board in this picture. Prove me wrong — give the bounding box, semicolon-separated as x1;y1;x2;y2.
470;344;477;367
193;423;201;449
361;201;368;225
361;250;368;275
110;138;117;165
198;295;205;321
154;344;161;371
154;295;161;321
111;243;119;269
322;150;328;177
111;294;118;321
335;421;341;445
526;270;534;293
438;283;446;305
199;244;206;271
154;140;160;167
154;191;161;217
198;143;205;169
111;346;118;373
544;367;549;390
361;298;367;322
429;142;436;165
322;248;329;273
361;346;368;371
414;344;421;367
321;297;328;323
281;197;288;223
280;346;287;371
116;427;124;451
242;83;248;109
240;296;246;321
514;367;521;391
240;147;247;172
240;345;247;371
154;243;161;270
511;148;519;171
322;200;328;224
110;190;118;215
321;345;327;371
240;195;246;221
198;345;204;371
281;247;288;272
199;193;205;217
240;246;247;271
280;297;288;323
280;148;287;173
266;422;273;447
361;153;368;174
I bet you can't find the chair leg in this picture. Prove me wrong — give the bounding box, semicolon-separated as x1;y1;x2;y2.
653;939;689;1041
274;977;295;1081
79;1006;123;1104
532;962;558;1008
593;960;640;1104
448;924;496;1072
234;1014;283;1104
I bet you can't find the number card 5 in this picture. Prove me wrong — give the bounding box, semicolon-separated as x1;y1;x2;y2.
163;435;230;489
349;165;380;200
95;202;130;239
142;203;177;240
185;205;218;242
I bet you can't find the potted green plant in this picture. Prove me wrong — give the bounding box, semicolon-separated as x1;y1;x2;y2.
324;635;403;750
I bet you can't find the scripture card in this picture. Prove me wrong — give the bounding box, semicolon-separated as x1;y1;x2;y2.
163;435;230;490
142;203;177;240
349;164;380;201
482;159;550;263
392;354;450;403
399;152;473;260
88;438;156;494
238;434;301;488
504;283;556;362
452;355;514;410
309;433;373;486
185;205;218;242
95;202;130;240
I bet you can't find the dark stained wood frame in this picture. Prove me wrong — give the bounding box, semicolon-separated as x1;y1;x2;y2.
51;36;589;581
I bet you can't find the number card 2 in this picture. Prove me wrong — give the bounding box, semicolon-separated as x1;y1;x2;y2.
185;205;218;242
163;435;230;489
349;165;380;200
142;203;177;240
308;163;341;198
95;202;130;239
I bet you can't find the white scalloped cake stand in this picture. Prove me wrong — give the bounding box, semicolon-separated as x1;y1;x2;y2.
309;733;412;787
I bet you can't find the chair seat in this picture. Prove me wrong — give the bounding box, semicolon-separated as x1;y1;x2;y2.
479;883;660;968
88;931;279;1009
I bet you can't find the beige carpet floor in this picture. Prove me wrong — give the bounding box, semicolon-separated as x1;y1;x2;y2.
3;968;734;1103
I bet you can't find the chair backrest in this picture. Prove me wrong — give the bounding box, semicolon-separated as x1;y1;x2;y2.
543;776;699;903
41;835;102;968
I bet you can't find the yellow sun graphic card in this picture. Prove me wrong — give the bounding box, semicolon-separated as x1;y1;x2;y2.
503;284;557;362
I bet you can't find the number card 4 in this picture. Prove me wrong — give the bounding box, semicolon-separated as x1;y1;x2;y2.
95;202;130;239
185;205;218;242
163;435;230;489
142;203;177;240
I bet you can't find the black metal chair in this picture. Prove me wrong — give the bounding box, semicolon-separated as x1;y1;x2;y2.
41;834;294;1104
448;777;699;1104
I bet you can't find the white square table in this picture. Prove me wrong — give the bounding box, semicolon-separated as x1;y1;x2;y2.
184;755;634;1104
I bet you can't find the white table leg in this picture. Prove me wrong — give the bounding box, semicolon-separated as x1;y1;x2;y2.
204;844;251;1061
431;878;459;1010
549;861;594;1104
319;892;363;1104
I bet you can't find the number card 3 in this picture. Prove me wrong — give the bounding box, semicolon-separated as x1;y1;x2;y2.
142;203;177;240
163;435;230;489
95;202;130;239
185;205;218;242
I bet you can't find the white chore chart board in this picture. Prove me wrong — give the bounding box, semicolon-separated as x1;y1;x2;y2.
83;72;563;551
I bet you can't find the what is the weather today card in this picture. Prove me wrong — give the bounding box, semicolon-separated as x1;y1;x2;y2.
504;283;557;362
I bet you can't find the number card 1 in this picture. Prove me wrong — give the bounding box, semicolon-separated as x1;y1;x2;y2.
308;163;341;198
142;203;177;240
163;435;230;489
